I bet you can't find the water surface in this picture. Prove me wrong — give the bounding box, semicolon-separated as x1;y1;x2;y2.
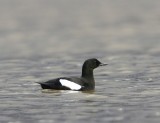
0;0;160;123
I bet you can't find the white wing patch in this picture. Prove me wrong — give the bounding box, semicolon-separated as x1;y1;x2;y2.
59;79;82;90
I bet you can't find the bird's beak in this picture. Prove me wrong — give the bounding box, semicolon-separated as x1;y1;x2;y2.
99;63;108;66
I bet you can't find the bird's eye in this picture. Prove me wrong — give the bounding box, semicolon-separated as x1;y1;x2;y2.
94;60;98;65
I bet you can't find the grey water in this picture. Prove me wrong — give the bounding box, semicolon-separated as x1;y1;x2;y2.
1;0;160;123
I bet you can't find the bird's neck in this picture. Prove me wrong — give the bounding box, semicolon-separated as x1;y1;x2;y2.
81;66;95;82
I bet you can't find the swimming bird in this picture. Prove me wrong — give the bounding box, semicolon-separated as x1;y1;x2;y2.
37;58;107;91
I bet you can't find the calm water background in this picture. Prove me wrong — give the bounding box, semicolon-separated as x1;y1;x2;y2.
0;0;160;123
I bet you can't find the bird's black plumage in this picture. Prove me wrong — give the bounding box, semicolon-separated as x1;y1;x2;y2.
37;58;107;91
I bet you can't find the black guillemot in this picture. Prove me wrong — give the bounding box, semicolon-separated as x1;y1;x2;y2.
37;58;107;91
